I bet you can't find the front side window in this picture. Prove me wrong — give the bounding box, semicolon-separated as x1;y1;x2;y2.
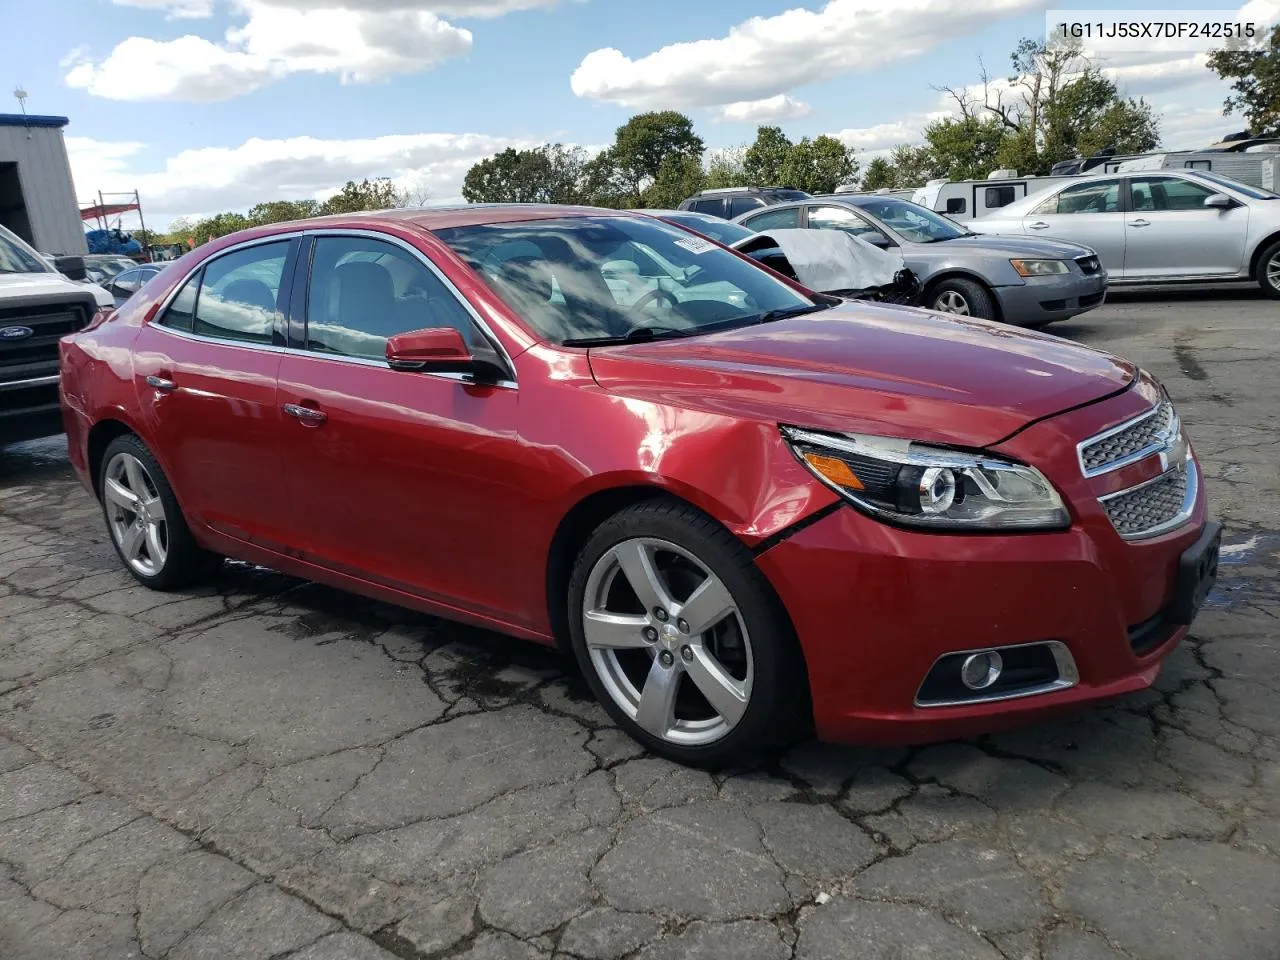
740;206;801;230
1036;180;1122;215
729;196;764;218
193;241;289;344
0;223;50;274
845;198;966;243
158;273;199;332
436;215;815;345
306;236;480;361
1129;176;1217;211
113;269;143;293
808;205;886;242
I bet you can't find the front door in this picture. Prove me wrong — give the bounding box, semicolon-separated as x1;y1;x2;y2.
131;238;297;549
274;233;525;625
1122;176;1251;278
1022;178;1128;276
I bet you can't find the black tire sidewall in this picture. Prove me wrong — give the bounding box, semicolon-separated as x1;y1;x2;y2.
99;434;205;591
1259;241;1280;299
932;277;996;320
566;500;804;768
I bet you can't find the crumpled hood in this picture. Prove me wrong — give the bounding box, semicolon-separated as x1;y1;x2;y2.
936;233;1096;260
587;302;1135;448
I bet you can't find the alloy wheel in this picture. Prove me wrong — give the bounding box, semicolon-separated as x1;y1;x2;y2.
103;452;169;577
582;537;753;747
934;290;971;315
1267;251;1280;292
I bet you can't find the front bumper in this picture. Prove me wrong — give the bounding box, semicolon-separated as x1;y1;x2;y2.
993;271;1107;325
756;380;1209;745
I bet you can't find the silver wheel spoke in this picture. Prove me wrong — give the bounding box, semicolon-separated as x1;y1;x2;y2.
611;540;674;612
684;645;749;726
634;657;680;737
124;456;149;498
120;523;146;562
145;523;166;566
583;610;651;650
104;477;139;512
143;495;166;524
676;574;735;636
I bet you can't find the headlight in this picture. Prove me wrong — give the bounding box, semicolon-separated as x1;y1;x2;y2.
783;427;1069;531
1010;259;1069;277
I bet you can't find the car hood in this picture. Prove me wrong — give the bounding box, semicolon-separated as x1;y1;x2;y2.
926;233;1095;259
0;271;112;307
587;303;1135;448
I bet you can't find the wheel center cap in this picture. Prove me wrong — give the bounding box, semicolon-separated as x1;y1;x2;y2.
660;622;681;651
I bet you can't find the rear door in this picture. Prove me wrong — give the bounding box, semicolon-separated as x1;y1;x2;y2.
274;232;525;624
1122;175;1250;278
131;237;297;549
1022;179;1128;276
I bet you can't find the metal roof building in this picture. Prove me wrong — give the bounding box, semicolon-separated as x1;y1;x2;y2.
0;114;88;256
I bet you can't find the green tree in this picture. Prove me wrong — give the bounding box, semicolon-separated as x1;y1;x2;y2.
704;146;751;189
191;212;250;245
923;116;1008;181
1208;25;1280;137
777;135;859;194
611;111;704;198
579;148;634;208
461;145;587;204
860;156;895;190
643;154;706;208
247;199;320;225
743;126;793;185
885;144;935;188
319;178;406;215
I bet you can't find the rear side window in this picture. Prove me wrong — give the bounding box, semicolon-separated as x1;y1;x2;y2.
157;272;199;333
193;241;289;344
729;196;764;218
740;206;801;230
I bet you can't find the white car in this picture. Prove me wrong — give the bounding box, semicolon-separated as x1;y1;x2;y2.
969;170;1280;297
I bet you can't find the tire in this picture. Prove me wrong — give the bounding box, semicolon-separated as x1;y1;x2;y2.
566;498;807;768
98;434;213;590
929;277;997;320
1257;240;1280;299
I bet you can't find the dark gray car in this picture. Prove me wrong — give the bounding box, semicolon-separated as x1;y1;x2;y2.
735;196;1107;326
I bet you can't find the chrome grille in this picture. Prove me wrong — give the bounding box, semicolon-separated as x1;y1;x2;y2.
1079;400;1175;475
1100;462;1191;539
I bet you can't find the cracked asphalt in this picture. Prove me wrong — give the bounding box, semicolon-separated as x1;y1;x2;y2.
1;285;1278;960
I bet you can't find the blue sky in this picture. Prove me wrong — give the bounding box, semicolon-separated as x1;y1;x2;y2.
3;0;1274;227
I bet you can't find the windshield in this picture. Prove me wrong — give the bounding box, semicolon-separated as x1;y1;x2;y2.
661;213;756;246
847;198;968;243
436;215;814;345
0;224;52;274
1190;170;1278;200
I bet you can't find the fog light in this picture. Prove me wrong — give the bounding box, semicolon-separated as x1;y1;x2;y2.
960;651;1003;690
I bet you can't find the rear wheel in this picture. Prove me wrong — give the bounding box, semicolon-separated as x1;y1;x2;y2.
1258;240;1280;299
567;499;806;768
99;434;212;590
929;277;996;320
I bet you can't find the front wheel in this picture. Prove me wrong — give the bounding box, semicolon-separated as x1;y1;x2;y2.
929;277;997;320
567;499;806;768
1258;240;1280;299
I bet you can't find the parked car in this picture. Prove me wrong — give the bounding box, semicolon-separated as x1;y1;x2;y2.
678;186;810;220
0;224;110;444
736;196;1107;326
106;263;165;307
84;255;141;286
968;170;1280;297
641;209;758;245
60;206;1218;766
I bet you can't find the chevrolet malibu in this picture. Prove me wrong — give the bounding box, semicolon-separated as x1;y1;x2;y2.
58;206;1220;767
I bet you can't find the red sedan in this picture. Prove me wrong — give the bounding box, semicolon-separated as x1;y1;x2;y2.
58;205;1220;767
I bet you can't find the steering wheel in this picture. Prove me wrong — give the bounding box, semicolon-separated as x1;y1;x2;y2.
630;288;678;315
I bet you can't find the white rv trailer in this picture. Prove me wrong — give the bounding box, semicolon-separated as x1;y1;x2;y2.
1112;145;1279;189
910;170;1075;221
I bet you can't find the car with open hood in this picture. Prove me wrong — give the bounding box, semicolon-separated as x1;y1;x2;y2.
735;195;1107;326
58;205;1217;766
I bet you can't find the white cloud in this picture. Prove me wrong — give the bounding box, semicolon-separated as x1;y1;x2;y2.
64;131;536;227
829;114;950;151
113;0;217;17
717;95;811;124
570;0;1045;109
67;1;472;101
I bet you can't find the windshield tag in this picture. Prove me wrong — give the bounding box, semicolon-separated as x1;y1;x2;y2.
674;236;716;255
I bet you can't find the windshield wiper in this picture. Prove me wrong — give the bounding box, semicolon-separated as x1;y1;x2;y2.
746;303;834;324
561;325;690;347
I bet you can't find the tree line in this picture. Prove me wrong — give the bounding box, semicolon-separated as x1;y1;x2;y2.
151;27;1278;244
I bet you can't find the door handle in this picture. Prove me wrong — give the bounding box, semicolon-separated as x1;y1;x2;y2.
283;402;327;426
1028;221;1049;230
1129;219;1151;227
145;375;177;392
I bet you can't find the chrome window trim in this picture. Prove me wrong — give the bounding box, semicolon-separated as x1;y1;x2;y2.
914;640;1079;709
1076;400;1178;478
1097;453;1198;542
145;228;517;390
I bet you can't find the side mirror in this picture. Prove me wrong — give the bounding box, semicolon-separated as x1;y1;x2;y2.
1204;193;1235;210
862;233;893;249
386;327;474;372
54;255;87;282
